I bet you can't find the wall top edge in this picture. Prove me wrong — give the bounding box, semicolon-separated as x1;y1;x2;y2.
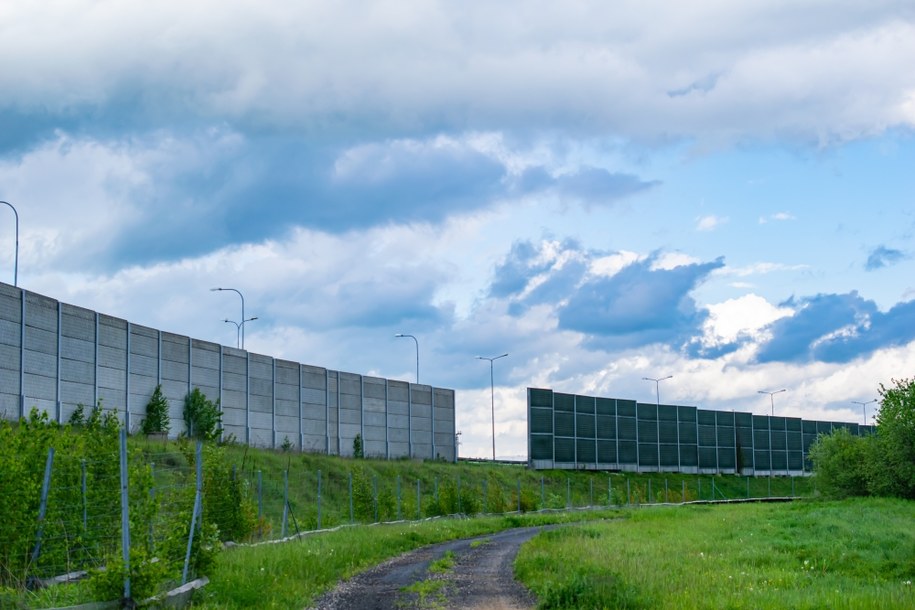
527;387;870;429
1;280;457;394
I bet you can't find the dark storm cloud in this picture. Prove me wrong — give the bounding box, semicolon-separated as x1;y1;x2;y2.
755;292;915;363
557;256;725;349
865;245;905;271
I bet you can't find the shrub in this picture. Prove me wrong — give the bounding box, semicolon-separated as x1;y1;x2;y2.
809;428;870;498
183;388;222;441
140;384;171;436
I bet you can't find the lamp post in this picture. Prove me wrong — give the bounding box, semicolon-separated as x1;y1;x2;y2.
211;287;247;349
1;201;19;286
224;317;258;349
643;375;672;471
852;399;877;427
395;333;419;383
477;353;508;461
642;375;673;407
758;389;786;416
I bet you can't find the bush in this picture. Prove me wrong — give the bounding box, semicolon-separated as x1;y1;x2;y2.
140;384;171;436
183;388;222;441
809;428;869;498
811;377;915;500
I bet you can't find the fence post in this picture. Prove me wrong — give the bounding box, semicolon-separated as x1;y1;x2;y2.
682;479;686;502
482;479;488;512
566;477;571;508
80;459;88;532
373;476;378;522
665;479;669;503
257;470;263;520
349;472;354;524
396;475;402;521
517;479;521;512
416;479;421;519
282;470;289;537
148;462;156;551
589;479;593;507
791;476;795;497
29;446;56;585
626;478;631;506
457;475;462;514
746;476;750;499
317;470;323;530
120;429;132;599
608;477;612;506
182;440;203;586
648;479;652;504
541;477;545;508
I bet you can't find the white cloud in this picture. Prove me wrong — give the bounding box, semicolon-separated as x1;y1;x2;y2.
696;214;728;231
758;211;797;224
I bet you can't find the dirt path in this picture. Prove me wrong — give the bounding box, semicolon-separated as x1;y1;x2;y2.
307;526;550;610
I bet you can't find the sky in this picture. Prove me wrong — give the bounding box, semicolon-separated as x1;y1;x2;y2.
2;1;914;459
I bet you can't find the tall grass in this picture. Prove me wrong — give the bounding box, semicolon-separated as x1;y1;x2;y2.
515;498;915;609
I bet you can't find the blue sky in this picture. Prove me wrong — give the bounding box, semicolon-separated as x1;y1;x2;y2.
2;1;914;458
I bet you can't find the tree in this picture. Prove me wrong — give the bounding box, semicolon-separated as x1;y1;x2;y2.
140;384;171;436
183;388;222;441
869;377;915;498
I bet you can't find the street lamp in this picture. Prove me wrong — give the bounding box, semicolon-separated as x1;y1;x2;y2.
395;333;419;383
224;317;258;349
642;375;673;407
1;201;19;286
758;389;787;416
477;353;508;461
852;399;877;426
211;287;247;349
643;376;672;470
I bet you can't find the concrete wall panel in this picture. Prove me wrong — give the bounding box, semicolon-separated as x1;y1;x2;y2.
1;283;456;460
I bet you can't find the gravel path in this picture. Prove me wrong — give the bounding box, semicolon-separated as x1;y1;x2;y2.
308;526;550;610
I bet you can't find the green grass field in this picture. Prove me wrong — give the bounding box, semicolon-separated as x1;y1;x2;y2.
515;498;915;609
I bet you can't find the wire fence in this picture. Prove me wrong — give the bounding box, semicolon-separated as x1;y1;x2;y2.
5;434;809;606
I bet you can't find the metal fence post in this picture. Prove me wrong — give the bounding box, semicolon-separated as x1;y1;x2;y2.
282;470;289;537
541;477;545;508
566;477;571;508
648;479;652;504
457;475;462;514
30;447;56;580
608;477;612;506
349;472;354;523
665;479;669;503
626;478;631;506
120;430;132;599
148;462;156;551
373;476;378;522
746;476;750;499
257;470;263;519
81;459;88;532
317;470;323;530
589;479;593;507
396;475;401;521
682;479;686;502
416;479;421;519
182;440;203;585
482;479;488;512
517;479;521;512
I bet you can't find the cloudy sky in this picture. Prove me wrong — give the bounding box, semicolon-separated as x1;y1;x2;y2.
2;1;914;458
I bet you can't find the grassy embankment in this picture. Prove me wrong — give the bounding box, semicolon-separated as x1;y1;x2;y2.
515;497;915;609
21;439;816;608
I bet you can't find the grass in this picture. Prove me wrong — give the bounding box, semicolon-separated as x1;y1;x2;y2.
515;497;915;609
192;510;623;609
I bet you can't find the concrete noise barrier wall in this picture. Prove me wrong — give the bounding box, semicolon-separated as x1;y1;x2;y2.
0;282;455;461
527;387;873;476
